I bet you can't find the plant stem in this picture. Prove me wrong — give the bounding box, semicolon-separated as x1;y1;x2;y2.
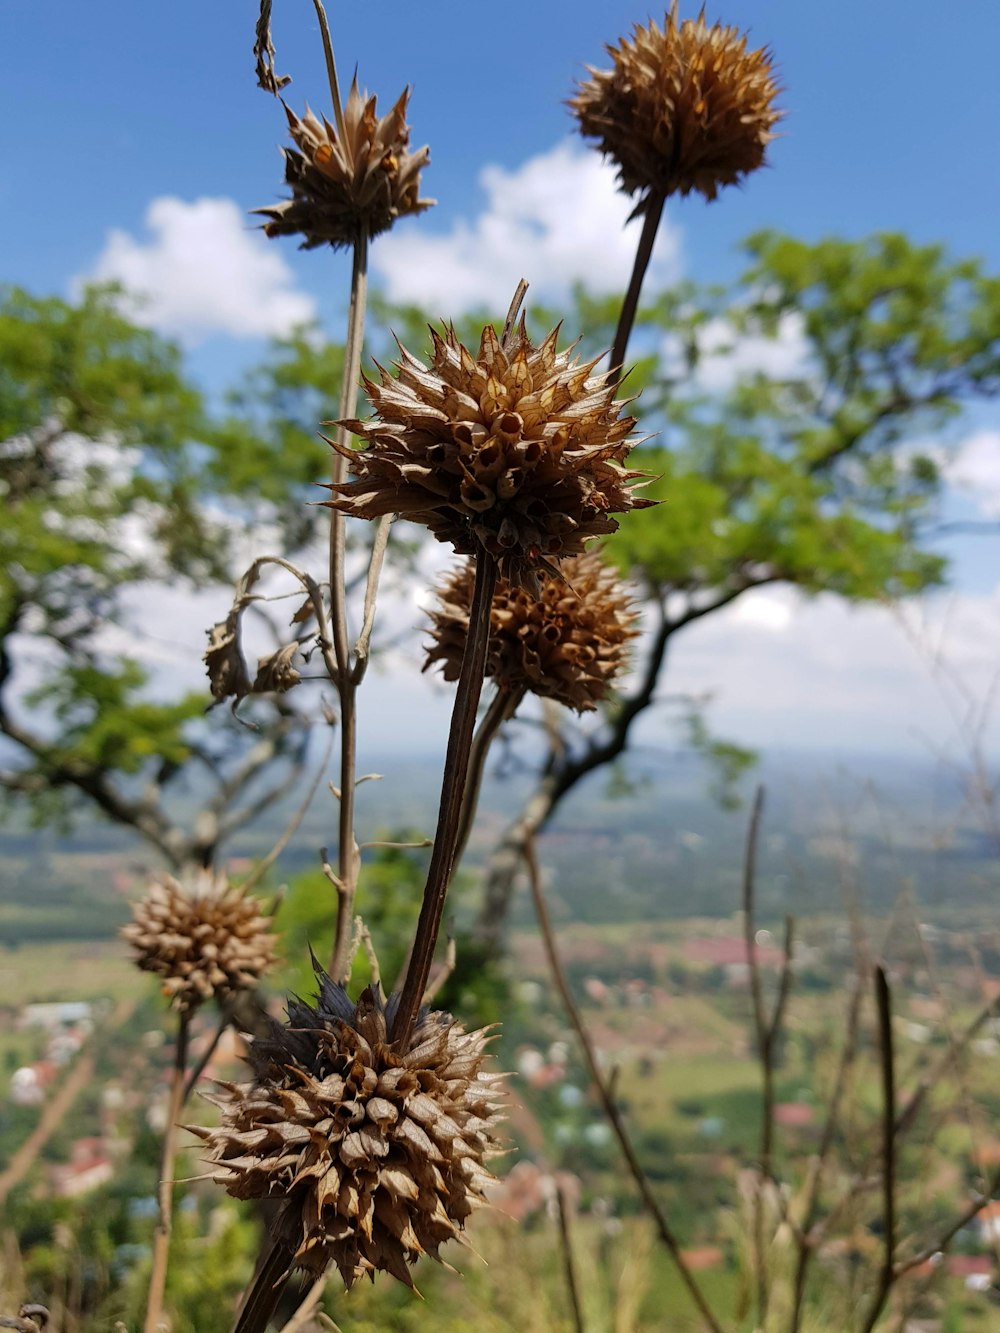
609;191;666;387
327;227;369;976
453;685;524;867
523;838;722;1333
144;1010;190;1333
390;550;498;1045
861;966;896;1333
555;1183;585;1333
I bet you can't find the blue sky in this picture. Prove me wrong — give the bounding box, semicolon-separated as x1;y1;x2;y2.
6;0;1000;765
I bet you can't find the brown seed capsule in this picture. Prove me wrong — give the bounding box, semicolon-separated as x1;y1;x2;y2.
425;550;638;712
121;872;278;1014
326;302;654;586
192;969;505;1289
254;79;434;249
570;7;782;211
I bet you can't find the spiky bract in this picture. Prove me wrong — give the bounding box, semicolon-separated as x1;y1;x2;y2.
194;972;504;1289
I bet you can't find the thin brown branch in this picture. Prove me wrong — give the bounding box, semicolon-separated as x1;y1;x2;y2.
309;0;346;143
319;846;351;984
241;726;335;895
609;191;666;387
860;966;896;1333
454;686;525;867
893;1164;1000;1279
182;1010;229;1105
555;1183;585;1333
742;785;772;1330
422;937;456;1007
523;837;722;1333
351;513;393;679
278;1275;327;1333
324;227;370;976
231;1228;295;1333
894;990;1000;1139
391;550;498;1046
144;1010;190;1333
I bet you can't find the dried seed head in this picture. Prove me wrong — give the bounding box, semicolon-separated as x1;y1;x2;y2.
326;303;654;586
425;550;638;712
0;1307;49;1333
122;871;278;1013
570;7;781;211
255;79;434;249
193;969;505;1289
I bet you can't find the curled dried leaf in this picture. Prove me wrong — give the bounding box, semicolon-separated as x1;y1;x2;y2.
254;642;302;694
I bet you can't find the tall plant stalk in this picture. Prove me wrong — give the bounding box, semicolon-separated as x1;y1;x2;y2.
144;1011;190;1333
609;191;666;386
327;225;370;981
390;550;499;1045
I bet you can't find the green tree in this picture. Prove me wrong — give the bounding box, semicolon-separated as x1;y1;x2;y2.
468;232;1000;952
0;284;317;870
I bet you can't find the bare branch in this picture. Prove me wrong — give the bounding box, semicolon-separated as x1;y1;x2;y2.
555;1182;585;1333
422;937;456;1007
523;837;722;1333
351;513;393;679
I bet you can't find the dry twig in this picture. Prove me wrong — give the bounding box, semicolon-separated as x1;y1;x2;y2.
523;836;722;1333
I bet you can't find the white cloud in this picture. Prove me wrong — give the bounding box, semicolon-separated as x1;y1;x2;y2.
659;583;1000;756
661;309;813;395
943;430;1000;516
730;587;796;632
83;197;316;343
373;140;682;313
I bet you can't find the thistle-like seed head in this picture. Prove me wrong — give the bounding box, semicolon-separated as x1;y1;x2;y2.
424;550;638;712
326;303;654;586
192;970;505;1289
254;79;434;249
570;7;781;211
121;871;278;1013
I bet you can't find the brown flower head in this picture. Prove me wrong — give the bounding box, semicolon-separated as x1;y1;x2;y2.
326;305;654;586
570;7;781;210
0;1307;49;1333
424;550;638;712
192;969;504;1289
122;871;278;1013
255;78;434;249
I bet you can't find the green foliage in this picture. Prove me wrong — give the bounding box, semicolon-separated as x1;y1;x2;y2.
25;662;203;775
606;232;1000;606
0;284;314;848
213;324;345;547
277;834;428;997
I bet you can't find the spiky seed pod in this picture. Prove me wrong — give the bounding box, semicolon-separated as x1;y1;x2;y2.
570;8;781;211
122;872;278;1014
254;78;434;250
193;970;505;1290
327;307;654;586
424;550;638;712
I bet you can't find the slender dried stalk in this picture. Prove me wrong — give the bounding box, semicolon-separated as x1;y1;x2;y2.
144;1011;190;1333
278;1275;327;1333
231;1227;295;1333
454;685;525;866
556;1183;585;1333
741;786;771;1327
327;226;369;980
523;837;722;1333
182;1010;229;1104
788;972;864;1330
609;191;666;386
860;966;896;1333
390;550;498;1045
893;1162;1000;1277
